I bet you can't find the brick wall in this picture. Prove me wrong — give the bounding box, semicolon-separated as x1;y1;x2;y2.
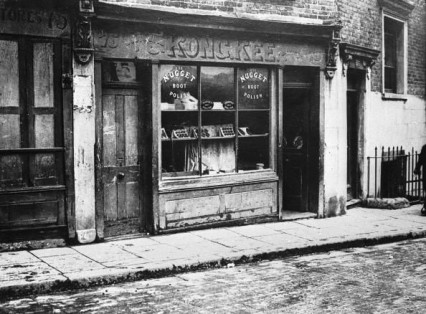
101;0;338;21
336;0;425;96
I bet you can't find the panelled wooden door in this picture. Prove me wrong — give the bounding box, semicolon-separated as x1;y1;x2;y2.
0;37;66;235
100;88;144;238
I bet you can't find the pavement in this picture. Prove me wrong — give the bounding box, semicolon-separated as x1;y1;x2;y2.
1;204;426;300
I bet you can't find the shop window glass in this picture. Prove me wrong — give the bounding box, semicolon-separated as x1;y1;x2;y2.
0;114;23;188
34;43;54;107
0;38;62;188
198;67;235;175
0;40;23;188
0;40;19;107
238;68;269;109
161;64;270;178
160;64;198;110
238;67;270;171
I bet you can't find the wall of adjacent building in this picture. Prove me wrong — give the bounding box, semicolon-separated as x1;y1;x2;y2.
337;0;426;151
100;0;338;22
337;0;425;198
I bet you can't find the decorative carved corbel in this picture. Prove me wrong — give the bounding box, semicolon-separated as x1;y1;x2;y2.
339;43;380;79
73;0;95;65
325;21;342;80
342;53;353;77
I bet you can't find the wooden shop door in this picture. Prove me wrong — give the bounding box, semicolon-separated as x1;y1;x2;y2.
100;88;145;238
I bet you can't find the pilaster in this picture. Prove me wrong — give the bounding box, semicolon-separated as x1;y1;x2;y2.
72;0;96;243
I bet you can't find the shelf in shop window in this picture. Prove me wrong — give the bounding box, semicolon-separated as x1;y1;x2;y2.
161;137;197;142
161;134;268;142
161;109;198;112
203;136;235;140
238;134;269;138
201;109;236;112
238;109;270;112
161;109;269;112
162;136;236;142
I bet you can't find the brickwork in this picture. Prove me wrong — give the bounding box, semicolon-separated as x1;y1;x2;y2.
337;0;425;96
101;0;338;21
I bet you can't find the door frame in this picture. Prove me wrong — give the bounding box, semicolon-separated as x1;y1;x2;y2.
94;59;152;240
279;66;320;216
346;68;366;200
0;35;72;241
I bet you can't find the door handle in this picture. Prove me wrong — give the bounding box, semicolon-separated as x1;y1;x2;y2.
117;172;125;180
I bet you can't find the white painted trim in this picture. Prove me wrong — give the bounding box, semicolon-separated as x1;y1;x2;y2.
381;10;385;94
403;19;408;95
76;229;97;244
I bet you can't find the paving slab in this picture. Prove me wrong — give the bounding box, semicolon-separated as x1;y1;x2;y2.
0;262;64;285
30;247;77;258
1;205;426;300
41;253;105;274
0;252;40;266
212;235;272;250
262;221;314;231
253;233;313;247
227;225;282;237
72;243;140;263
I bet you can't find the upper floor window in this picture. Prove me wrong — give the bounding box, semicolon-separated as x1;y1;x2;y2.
383;16;405;94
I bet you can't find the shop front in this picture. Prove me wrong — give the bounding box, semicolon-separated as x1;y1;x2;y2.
0;0;73;244
0;0;345;245
91;3;338;238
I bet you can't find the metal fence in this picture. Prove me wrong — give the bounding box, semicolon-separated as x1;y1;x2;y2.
367;147;425;202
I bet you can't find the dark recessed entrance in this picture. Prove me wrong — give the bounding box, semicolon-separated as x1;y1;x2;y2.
282;67;319;213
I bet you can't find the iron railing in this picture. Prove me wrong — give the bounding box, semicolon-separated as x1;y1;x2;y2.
367;146;424;202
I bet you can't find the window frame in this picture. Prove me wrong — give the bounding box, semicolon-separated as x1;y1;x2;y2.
382;13;407;96
0;35;64;189
158;61;276;182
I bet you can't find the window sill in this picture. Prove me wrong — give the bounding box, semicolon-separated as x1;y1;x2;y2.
382;93;408;101
159;169;278;193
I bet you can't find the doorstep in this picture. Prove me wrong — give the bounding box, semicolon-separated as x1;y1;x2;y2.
281;211;317;221
347;198;362;209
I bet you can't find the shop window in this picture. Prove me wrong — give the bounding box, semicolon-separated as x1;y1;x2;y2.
160;65;270;178
0;38;63;189
383;16;405;94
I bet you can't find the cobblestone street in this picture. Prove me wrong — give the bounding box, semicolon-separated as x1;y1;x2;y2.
2;238;426;313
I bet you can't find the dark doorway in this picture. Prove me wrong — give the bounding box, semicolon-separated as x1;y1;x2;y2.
282;67;319;212
346;69;364;200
